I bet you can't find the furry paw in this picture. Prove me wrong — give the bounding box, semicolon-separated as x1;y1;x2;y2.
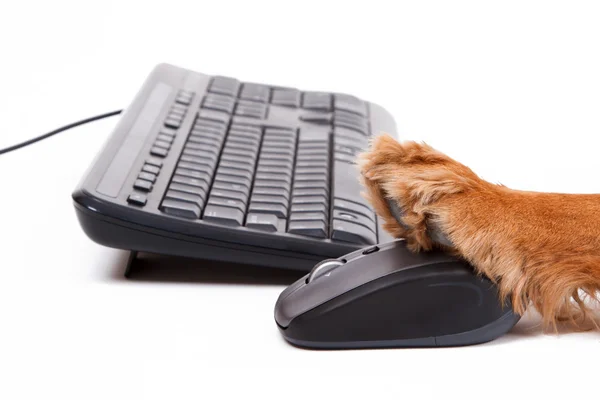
357;134;600;330
357;134;481;252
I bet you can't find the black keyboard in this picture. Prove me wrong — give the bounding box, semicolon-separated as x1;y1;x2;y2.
72;63;398;271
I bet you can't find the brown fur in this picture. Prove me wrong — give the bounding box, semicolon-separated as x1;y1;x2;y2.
357;134;600;331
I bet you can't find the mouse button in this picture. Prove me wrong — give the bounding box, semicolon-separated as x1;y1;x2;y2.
306;259;346;283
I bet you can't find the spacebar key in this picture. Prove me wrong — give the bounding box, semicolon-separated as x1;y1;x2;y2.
203;205;244;226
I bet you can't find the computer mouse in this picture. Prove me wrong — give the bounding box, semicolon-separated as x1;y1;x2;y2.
274;240;520;349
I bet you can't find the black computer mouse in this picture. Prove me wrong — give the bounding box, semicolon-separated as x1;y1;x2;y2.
274;240;520;349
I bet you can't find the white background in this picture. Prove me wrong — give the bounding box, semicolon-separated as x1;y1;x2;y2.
1;1;600;399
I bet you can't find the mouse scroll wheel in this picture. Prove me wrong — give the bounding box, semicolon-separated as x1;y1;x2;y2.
306;259;345;283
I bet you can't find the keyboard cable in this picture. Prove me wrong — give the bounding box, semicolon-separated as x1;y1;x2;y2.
0;109;123;156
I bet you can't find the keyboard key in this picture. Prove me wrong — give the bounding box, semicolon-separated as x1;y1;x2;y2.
172;175;210;192
209;76;240;97
208;196;246;212
255;173;291;185
271;89;300;107
187;135;222;147
180;154;217;166
153;140;171;150
254;179;290;190
228;130;261;142
260;146;294;158
265;127;296;136
223;147;257;158
175;90;194;105
256;165;292;176
160;127;177;137
293;188;328;198
169;182;207;197
202;94;235;113
218;160;255;173
261;140;294;151
331;219;377;245
169;108;186;117
160;199;201;219
240;83;270;102
183;148;218;161
292;195;327;205
294;173;325;182
335;153;357;164
334;145;357;156
288;221;327;239
190;131;224;143
221;153;255;166
214;173;251;189
334;94;368;117
289;212;327;222
156;133;174;143
203;205;244;226
334;111;369;135
212;180;250;196
199;109;230;124
248;202;288;218
245;213;282;232
298;140;328;150
297;149;328;159
335;135;368;151
235;101;267;119
165;190;205;208
259;153;292;162
150;147;168;157
211;188;248;203
333;209;376;232
333;198;375;220
178;160;213;173
133;179;153;192
164;118;181;129
193;122;227;133
127;193;147;206
290;203;328;214
299;113;332;124
142;164;161;175
258;159;293;168
217;167;253;181
175;168;211;182
138;172;157;183
334;160;368;207
293;180;328;190
250;194;287;208
296;161;328;170
295;167;328;176
252;186;289;199
185;142;220;153
302;92;332;111
227;137;259;148
145;159;163;168
264;134;295;144
299;127;328;143
230;124;262;136
224;141;255;152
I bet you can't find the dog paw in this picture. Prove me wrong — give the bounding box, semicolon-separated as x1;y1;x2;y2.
358;135;600;329
357;134;481;252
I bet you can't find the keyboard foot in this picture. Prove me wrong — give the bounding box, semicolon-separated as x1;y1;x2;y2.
124;251;139;278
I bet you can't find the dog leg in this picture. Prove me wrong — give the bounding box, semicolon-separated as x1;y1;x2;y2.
358;134;600;329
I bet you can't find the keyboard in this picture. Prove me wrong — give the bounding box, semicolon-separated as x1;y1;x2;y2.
72;63;398;271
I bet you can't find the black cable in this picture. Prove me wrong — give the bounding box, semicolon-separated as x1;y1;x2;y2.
0;109;123;156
